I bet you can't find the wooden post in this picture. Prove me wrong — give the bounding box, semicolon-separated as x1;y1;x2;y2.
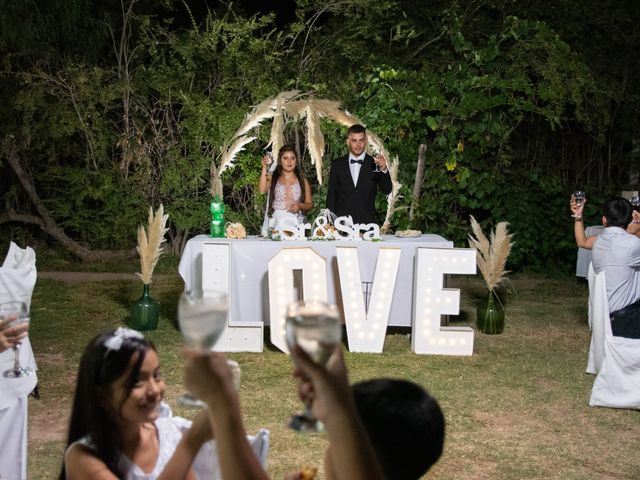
409;144;427;225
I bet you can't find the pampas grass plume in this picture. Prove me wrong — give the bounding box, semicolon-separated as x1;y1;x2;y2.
136;205;169;284
468;215;513;291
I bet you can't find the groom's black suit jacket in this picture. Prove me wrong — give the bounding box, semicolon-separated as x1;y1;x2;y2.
326;154;392;225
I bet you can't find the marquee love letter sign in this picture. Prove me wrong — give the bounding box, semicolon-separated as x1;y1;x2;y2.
267;248;328;353
265;246;476;356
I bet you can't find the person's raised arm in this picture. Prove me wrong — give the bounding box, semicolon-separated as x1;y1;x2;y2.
184;350;269;480
627;210;640;237
374;153;392;195
571;197;596;249
291;345;384;480
258;155;272;194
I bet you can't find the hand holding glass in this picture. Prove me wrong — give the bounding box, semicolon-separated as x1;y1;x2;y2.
2;301;34;378
372;152;383;173
177;291;228;407
571;190;586;218
286;300;341;433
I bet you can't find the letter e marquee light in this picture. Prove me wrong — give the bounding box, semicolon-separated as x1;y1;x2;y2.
412;248;476;355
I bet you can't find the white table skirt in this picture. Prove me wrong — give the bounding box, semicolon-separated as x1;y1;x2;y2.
179;234;453;327
0;339;37;480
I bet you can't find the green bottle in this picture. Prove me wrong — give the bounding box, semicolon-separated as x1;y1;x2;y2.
210;196;225;238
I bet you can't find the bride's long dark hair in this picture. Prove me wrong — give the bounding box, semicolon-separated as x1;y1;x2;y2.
268;145;306;216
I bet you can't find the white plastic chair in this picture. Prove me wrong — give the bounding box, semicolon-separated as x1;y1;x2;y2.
587;266;640;409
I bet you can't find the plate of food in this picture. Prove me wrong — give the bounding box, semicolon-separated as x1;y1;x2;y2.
394;229;422;238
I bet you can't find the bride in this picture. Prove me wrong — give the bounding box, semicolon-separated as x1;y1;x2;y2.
259;145;313;234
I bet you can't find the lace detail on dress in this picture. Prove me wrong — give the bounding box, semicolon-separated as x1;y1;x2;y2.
272;181;302;212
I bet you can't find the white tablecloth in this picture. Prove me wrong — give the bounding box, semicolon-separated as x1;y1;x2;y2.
179;234;453;327
0;341;37;480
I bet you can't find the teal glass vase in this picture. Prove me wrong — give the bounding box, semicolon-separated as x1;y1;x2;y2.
476;289;504;335
129;283;160;331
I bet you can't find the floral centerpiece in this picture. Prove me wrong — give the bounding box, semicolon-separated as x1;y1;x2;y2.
130;204;169;331
468;215;514;334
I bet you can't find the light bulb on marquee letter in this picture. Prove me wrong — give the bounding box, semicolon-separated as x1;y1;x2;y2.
267;247;328;353
412;247;476;355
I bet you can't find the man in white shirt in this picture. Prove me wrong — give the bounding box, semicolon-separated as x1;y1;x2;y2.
586;197;640;338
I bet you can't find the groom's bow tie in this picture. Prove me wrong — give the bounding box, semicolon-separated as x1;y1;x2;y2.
350;158;363;164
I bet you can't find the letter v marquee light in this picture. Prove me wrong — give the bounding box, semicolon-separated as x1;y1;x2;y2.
336;247;402;352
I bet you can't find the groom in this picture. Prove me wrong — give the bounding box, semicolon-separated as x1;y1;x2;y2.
326;124;392;225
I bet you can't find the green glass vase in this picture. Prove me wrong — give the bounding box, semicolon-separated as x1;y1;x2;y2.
129;283;160;331
476;290;504;335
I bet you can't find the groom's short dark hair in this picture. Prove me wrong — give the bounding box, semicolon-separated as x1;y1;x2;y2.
347;124;366;136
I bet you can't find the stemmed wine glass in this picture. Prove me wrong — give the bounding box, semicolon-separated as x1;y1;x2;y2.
572;190;586;218
177;290;228;407
372;151;381;173
285;299;342;433
2;301;34;378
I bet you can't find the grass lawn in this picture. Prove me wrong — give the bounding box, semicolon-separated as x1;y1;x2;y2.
26;267;640;479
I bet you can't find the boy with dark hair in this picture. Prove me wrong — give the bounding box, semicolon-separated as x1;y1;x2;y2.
602;196;633;228
574;196;640;338
352;378;445;479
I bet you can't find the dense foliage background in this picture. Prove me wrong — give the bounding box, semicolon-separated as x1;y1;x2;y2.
1;0;638;270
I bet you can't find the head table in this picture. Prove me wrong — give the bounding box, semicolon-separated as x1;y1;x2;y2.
179;234;453;330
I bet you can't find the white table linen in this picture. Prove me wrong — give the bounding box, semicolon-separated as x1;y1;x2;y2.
179;234;453;327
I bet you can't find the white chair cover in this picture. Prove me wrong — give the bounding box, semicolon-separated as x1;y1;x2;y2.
0;241;37;371
0;242;37;309
0;242;38;480
161;402;270;478
587;267;640;409
586;263;606;373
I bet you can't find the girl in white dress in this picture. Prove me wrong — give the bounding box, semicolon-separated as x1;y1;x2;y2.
60;328;212;480
259;145;313;234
